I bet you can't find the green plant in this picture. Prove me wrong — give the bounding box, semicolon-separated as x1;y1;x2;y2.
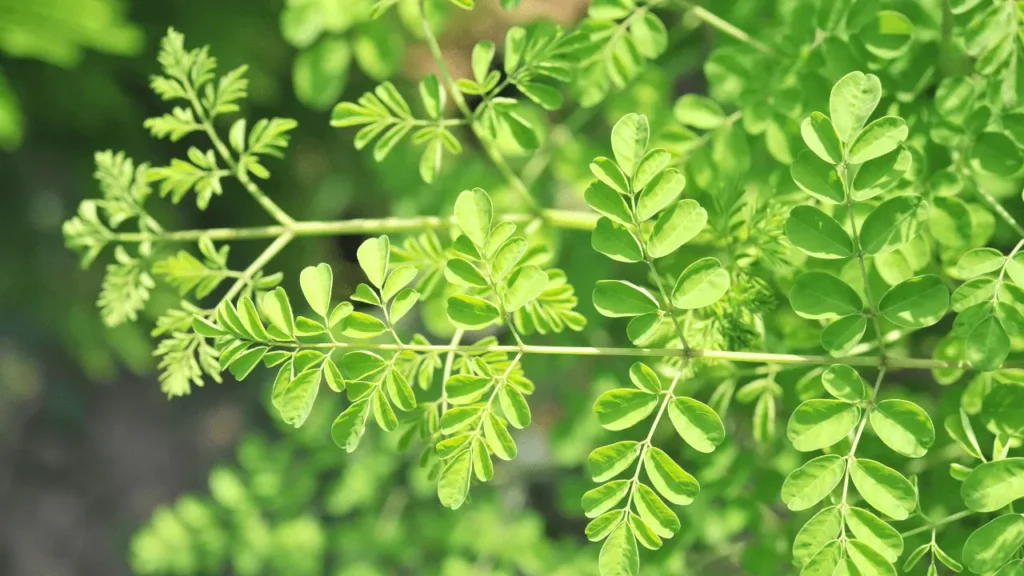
64;0;1024;574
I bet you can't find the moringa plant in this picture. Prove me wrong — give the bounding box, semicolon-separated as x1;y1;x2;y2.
63;0;1024;574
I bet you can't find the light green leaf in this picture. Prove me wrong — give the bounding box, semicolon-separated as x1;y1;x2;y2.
821;314;867;356
646;199;708;258
611;113;649;177
870;399;934;458
259;287;295;336
636;169;685;222
673;94;725;130
962;514;1024;574
852;147;912;201
331;398;370;452
848;116;908;164
633;149;672;192
821;364;869;402
594;388;658;431
634;483;680;538
793;507;842;567
970;131;1022;176
341;311;388;338
829;71;881;142
276;368;321;428
389;289;418;324
491;236;528;279
629;513;662;551
590;157;630;195
878;275;948;328
781;455;846;511
850;458;917;520
518;80;562;110
592;218;643;263
667;397;725;453
945;409;985;459
966;315;1009;371
446;294;501;329
299;263;333;317
957;248;1005;278
643;446;699;505
583;480;630;518
846;507;904;563
983;385;1024;438
846;539;896;576
801;112;843;164
599;522;639;576
785;206;853;259
585;181;633;225
357;235;390;289
586;511;623;543
628;362;661;394
670;257;730;309
860;10;914;60
504;265;547;312
859;195;928;255
293;38;352;111
446;374;491;405
791;150;846;204
787;399;860;451
802;540;843;576
454;187;492;247
961;458;1024;512
593;280;660;317
589;441;642;482
483;414;517;460
499;385;531;428
437;450;473;510
790;272;863;319
372;390;398;431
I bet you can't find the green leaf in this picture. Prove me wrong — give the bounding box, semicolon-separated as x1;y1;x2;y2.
341;311;388;338
789;272;863;319
793;507;842;567
228;346;267;380
670;257;730;310
821;364;869;402
446;294;501;329
445;374;492;405
628;513;662;551
276;368;321;428
372;389;398;431
846;539;896;576
628;362;661;393
518;80;562;110
846;507;904;563
970;131;1022;176
471;40;494;84
322;358;343;393
599;522;639;576
499;385;531;428
389;289;418;324
848;117;908;164
446;258;489;288
961;458;1024;512
593;280;659;317
299;263;333;317
966;315;1010;371
962;514;1024;573
634;483;680;538
292;38;351;111
636;169;685;222
331;398;370;453
646;199;708;259
454;187;492;247
859;195;927;255
983;385;1024;437
356;236;390;289
594;388;658;431
437;450;473;510
585;181;633;225
860;10;914;59
643;446;699;505
902;544;930;572
870;399;935;458
803;540;843;576
787;399;860;451
667;397;725;453
583;480;630;518
850;458;917;520
589;441;642;482
592;218;643;262
504;265;547;312
491;235;527;277
586;511;623;543
784;206;853;259
852;147;912;201
610;113;649;177
946;409;985;459
781;455;846;511
829;71;881;142
791;150;846;204
633;149;672;192
483;414;517;460
878;275;948;328
821;315;867;356
957;248;1005;278
590;157;630;195
801;112;843;164
259;287;295;336
673;94;725;130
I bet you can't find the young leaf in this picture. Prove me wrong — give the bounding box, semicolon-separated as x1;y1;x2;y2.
829;71;881;142
299;263;333;317
454;187;492;248
356;235;390;289
628;362;661;394
610;113;649;177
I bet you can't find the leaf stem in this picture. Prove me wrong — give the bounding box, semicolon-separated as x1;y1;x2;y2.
417;0;539;212
680;2;778;57
899;510;975;537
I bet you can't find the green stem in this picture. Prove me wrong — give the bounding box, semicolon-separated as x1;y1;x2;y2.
439;328;465;413
680;3;778;57
900;510;975;538
976;186;1024;237
417;0;538;212
105;209;599;243
219;232;294;304
841;163;888;358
